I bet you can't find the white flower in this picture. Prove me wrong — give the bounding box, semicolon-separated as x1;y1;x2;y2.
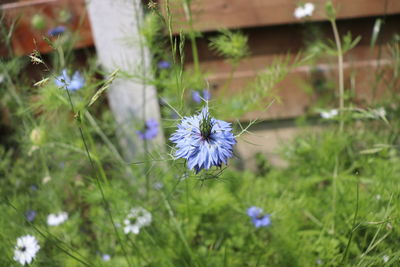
13;235;40;265
320;109;338;119
47;212;68;226
123;207;152;235
373;107;386;118
102;254;111;261
375;194;381;200
383;255;389;263
294;2;315;19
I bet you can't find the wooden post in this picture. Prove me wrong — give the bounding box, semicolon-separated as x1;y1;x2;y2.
87;0;164;160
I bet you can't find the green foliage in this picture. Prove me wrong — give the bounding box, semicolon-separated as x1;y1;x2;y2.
209;29;249;65
1;1;400;266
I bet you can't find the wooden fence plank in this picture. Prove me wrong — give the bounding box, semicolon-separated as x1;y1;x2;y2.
160;0;400;33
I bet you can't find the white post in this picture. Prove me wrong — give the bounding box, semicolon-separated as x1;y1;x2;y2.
87;0;164;160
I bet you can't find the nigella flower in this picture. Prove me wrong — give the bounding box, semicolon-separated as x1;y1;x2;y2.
157;60;171;69
247;206;271;228
170;107;236;173
55;69;85;91
123;207;152;235
136;119;159;140
294;2;315;19
13;235;40;265
25;210;36;222
320;109;338;119
102;254;111;262
48;25;66;36
47;212;68;226
192;89;211;103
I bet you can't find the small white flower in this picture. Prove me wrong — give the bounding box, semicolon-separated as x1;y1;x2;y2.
375;194;381;200
383;255;389;263
102;254;111;262
294;2;315;19
320;109;338;119
123;207;152;235
153;182;163;190
373;107;386;118
13;235;40;265
47;212;68;226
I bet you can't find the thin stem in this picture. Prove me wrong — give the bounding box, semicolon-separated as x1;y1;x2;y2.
64;89;132;267
330;18;344;133
182;0;200;73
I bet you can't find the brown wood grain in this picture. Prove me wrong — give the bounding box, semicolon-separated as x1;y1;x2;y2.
160;0;400;33
1;0;93;56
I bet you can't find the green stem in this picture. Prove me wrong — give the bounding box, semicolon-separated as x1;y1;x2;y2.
330;19;344;133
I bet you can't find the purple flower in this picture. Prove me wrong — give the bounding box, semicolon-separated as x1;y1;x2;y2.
48;26;66;36
30;185;38;191
25;210;37;222
247;206;271;228
191;89;211;103
102;254;111;262
157;60;171;69
192;91;201;103
137;119;159;140
203;89;211;101
170;107;236;173
55;69;85;91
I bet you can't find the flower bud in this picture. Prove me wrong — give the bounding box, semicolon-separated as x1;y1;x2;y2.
31;14;45;30
30;127;45;146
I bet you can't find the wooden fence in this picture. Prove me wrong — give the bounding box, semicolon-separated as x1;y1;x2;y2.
2;0;400;120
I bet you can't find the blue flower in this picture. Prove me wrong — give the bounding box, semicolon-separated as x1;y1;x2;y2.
170;107;236;173
247;206;271;228
137;119;159;140
48;26;66;36
25;210;36;222
192;91;201;103
55;69;85;91
157;60;171;69
191;89;211;103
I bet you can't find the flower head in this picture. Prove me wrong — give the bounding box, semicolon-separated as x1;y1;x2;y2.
13;235;40;265
55;69;85;91
136;119;159;140
102;254;111;262
170;107;236;173
47;212;68;226
247;206;271;228
294;2;315;19
320;109;338;119
25;210;36;222
157;60;171;69
191;89;211;103
123;207;152;235
48;25;66;36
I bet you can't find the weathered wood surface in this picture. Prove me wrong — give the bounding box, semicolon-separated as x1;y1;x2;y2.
1;0;92;56
87;0;164;160
161;0;400;33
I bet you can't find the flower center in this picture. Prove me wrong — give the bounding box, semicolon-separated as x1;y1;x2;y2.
20;246;26;252
200;114;213;140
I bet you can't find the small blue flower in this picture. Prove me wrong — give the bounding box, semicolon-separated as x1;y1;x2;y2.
55;69;85;91
48;26;66;36
192;91;202;103
30;185;38;191
191;89;211;103
157;60;171;69
170;107;236;173
137;119;159;140
102;254;111;262
247;206;271;228
203;89;211;101
25;210;36;222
